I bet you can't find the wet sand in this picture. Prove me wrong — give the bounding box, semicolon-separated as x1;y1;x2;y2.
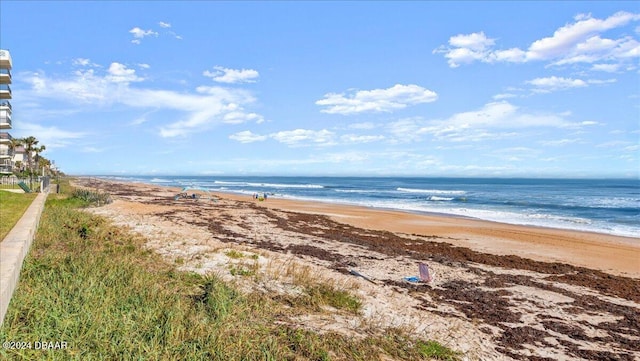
75;177;640;360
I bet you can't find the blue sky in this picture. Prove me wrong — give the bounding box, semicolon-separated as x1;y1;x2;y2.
1;1;638;177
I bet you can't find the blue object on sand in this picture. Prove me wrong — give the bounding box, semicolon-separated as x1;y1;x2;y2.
404;276;420;283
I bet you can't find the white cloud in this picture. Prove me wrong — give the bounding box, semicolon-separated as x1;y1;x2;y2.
340;134;385;143
526;76;587;93
203;66;259;84
449;31;495;51
387;101;589;143
586;78;617;85
493;48;527;63
316;84;438;115
22;64;263;138
528;12;639;61
160;22;184;40
436;11;640;70
229;131;268;143
229;129;337;147
137;63;151;69
14;122;85;149
387;118;425;143
223;111;263;124
23;69;107;103
72;58;100;67
539;138;581;146
107;62;144;83
493;93;517;100
130;116;148;126
597;140;631;148
591;64;622;73
270;129;335;147
156;89;260;137
437;32;496;67
129;27;158;44
73;58;91;66
580;120;600;126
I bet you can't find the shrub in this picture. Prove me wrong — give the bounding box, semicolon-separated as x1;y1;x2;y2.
70;189;112;206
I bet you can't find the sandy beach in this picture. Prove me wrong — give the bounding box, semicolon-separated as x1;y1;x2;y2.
75;177;640;360
219;191;640;278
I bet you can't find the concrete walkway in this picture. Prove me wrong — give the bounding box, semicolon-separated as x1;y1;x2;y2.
0;190;48;326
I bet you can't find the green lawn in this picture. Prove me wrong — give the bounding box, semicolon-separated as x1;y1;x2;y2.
0;191;37;240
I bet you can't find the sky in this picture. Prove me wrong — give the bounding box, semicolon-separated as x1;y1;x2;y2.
1;1;638;178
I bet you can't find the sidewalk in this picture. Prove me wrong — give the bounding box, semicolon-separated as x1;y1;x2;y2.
0;190;48;326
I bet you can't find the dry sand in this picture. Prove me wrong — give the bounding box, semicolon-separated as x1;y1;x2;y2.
75;178;640;361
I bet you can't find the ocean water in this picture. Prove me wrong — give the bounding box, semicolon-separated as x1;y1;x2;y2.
101;176;640;238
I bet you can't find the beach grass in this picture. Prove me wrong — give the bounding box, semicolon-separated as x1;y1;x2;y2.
0;191;37;240
0;180;461;360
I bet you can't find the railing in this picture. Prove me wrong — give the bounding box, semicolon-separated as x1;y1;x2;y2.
0;176;42;192
0;69;10;77
0;101;11;110
0;149;13;157
0;132;12;140
0;116;11;127
0;84;10;92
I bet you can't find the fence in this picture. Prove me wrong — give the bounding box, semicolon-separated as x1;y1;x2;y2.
0;176;50;192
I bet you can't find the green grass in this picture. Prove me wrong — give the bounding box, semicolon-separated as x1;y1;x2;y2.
225;249;245;259
0;179;461;360
417;340;463;360
0;191;37;240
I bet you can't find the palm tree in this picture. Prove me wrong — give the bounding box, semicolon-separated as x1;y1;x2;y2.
20;136;46;187
13;160;23;174
7;137;21;174
8;136;21;154
33;144;46;175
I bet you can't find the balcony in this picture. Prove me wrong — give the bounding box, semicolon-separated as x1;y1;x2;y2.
0;84;11;99
0;132;12;144
0;50;12;70
0;68;10;85
0;158;11;173
0;114;11;129
0;148;13;158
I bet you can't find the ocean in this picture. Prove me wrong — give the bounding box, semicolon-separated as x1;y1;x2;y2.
100;176;639;238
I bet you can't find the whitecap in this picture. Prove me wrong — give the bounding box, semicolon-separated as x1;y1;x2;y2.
397;187;466;195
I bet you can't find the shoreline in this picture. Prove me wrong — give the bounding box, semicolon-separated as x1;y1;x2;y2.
107;176;639;239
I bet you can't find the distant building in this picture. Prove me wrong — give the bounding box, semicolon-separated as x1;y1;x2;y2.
12;145;26;172
0;49;13;175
